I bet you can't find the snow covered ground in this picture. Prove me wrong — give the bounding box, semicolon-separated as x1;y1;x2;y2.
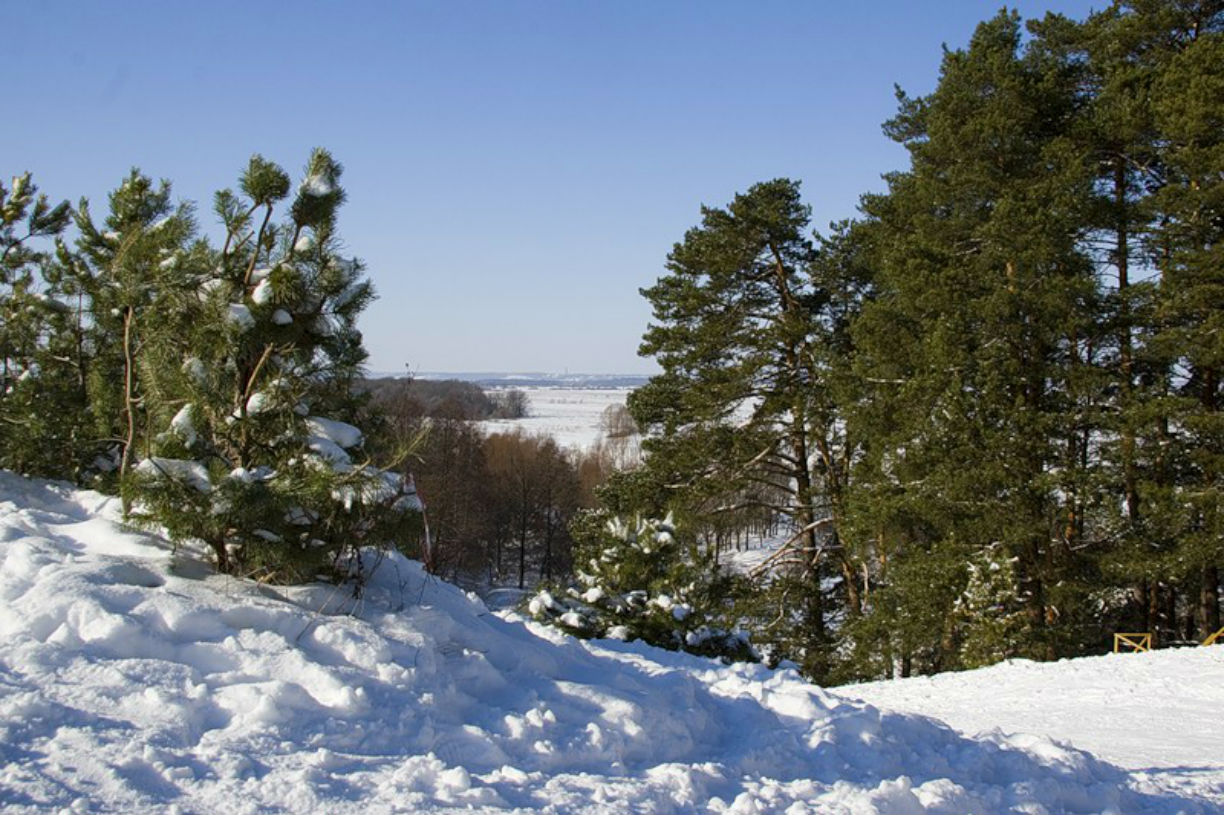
839;650;1224;807
719;532;794;578
1;470;1221;814
476;388;632;452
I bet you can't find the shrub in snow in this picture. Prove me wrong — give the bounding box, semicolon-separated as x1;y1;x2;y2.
955;543;1031;668
529;511;756;663
123;151;422;581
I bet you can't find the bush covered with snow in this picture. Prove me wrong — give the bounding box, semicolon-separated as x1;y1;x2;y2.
111;151;422;581
529;512;756;662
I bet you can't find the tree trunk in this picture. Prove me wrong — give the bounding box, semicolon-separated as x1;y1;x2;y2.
1202;565;1221;638
837;548;862;617
1115;158;1141;527
209;535;230;574
792;427;825;642
1148;582;1170;645
518;503;528;590
543;511;553;582
119;307;137;514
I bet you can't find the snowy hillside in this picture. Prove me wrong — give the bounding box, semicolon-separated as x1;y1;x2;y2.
840;648;1224;805
0;472;1219;814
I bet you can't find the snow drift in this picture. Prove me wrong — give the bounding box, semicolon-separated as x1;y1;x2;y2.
0;472;1213;814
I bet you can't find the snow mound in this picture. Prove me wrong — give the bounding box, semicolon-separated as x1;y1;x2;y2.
0;472;1213;814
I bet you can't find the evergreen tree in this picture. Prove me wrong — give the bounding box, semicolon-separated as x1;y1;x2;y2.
0;172;76;477
628;179;863;677
70;170;202;492
1037;1;1224;644
845;11;1098;671
1146;8;1224;638
529;512;754;662
124;150;421;580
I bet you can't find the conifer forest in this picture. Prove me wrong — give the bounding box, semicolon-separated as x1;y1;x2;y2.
3;2;1222;685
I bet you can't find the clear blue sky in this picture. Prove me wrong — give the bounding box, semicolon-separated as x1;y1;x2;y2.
6;1;1100;374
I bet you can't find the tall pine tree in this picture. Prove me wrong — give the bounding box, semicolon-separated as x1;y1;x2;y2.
846;10;1098;671
629;179;863;677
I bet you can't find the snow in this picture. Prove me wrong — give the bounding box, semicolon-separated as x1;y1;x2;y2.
332;280;365;309
838;650;1224;804
133;457;210;493
226;303;254;331
0;470;1219;814
182;357;207;386
721;529;794;577
251;278;274;306
304;416;363;449
310;314;336;336
301;173;334;197
199;278;228;298
226;467;275;485
305;436;352;469
477;388;634;451
245;391;274;415
169;404;197;447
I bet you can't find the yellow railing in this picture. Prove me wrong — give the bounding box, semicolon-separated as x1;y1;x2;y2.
1203;626;1224;647
1114;632;1152;653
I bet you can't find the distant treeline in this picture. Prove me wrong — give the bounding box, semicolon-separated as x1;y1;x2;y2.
359;377;529;421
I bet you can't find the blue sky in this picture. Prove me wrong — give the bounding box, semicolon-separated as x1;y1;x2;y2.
6;1;1100;374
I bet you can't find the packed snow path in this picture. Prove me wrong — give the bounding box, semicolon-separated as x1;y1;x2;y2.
0;472;1217;814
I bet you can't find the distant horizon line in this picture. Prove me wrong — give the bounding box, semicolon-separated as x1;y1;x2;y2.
369;370;657;378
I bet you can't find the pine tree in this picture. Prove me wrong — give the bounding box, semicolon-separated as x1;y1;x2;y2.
70;170;202;492
627;179;866;677
1037;1;1224;644
0;172;76;477
529;512;753;662
1146;9;1224;639
124;150;422;580
845;11;1098;671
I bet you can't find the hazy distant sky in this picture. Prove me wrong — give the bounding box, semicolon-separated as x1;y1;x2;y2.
7;1;1100;374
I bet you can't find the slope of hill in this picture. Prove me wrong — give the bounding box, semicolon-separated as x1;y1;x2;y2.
0;471;1218;814
839;646;1224;805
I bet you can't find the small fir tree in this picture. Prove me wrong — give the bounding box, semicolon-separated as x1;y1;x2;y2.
529;511;755;662
956;544;1030;668
70;170;202;490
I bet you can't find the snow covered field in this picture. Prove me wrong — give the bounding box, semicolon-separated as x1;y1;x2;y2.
840;650;1224;806
1;470;1221;814
476;388;632;451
